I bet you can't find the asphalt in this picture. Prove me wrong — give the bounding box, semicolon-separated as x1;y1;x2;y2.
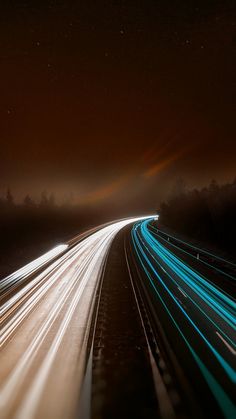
1;219;150;419
91;226;158;419
1;216;235;419
131;219;236;419
0;217;154;419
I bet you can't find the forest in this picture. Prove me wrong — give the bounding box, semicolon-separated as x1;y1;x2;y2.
1;178;236;277
0;190;104;277
159;179;236;259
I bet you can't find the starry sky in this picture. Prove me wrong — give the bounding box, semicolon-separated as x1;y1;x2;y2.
1;1;236;211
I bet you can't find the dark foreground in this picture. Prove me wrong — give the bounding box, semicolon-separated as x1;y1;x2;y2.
91;227;158;419
89;221;235;419
1;217;235;419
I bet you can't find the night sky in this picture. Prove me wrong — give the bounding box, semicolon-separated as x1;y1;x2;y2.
1;1;235;211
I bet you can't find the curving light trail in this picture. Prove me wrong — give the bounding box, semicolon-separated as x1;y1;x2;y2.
0;216;153;419
148;223;236;281
132;219;236;419
0;244;68;301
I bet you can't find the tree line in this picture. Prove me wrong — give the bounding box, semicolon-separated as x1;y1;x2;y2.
0;188;64;211
0;188;99;277
159;178;236;256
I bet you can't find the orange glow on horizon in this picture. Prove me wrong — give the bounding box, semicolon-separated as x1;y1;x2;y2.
143;149;186;178
77;175;130;205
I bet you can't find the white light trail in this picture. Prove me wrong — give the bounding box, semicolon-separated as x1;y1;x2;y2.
0;216;154;419
0;244;68;295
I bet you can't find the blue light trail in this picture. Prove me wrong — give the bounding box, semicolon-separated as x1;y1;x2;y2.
132;219;236;418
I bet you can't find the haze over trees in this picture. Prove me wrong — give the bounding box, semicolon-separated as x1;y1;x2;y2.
0;178;235;276
0;189;103;277
159;179;236;257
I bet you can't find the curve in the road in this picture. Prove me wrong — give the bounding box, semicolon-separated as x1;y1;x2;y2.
132;219;236;419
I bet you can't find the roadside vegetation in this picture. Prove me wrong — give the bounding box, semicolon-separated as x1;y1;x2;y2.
158;179;236;258
0;190;103;277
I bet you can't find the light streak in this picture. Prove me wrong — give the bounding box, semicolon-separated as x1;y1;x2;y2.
0;215;154;419
0;244;68;296
132;219;236;418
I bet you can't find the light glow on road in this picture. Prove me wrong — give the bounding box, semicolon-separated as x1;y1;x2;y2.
0;215;154;419
0;244;68;296
132;219;236;419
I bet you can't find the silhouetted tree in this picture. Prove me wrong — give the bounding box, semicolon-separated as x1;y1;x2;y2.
159;179;236;255
6;187;14;206
24;194;35;207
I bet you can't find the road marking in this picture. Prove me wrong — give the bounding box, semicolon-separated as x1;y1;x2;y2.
124;243;176;419
216;332;236;356
178;287;187;298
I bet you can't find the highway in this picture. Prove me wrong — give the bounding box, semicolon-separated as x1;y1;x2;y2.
131;219;236;419
0;217;150;419
0;216;235;419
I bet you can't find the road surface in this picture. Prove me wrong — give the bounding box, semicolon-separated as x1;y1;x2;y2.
131;219;236;419
0;217;151;419
0;216;235;419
